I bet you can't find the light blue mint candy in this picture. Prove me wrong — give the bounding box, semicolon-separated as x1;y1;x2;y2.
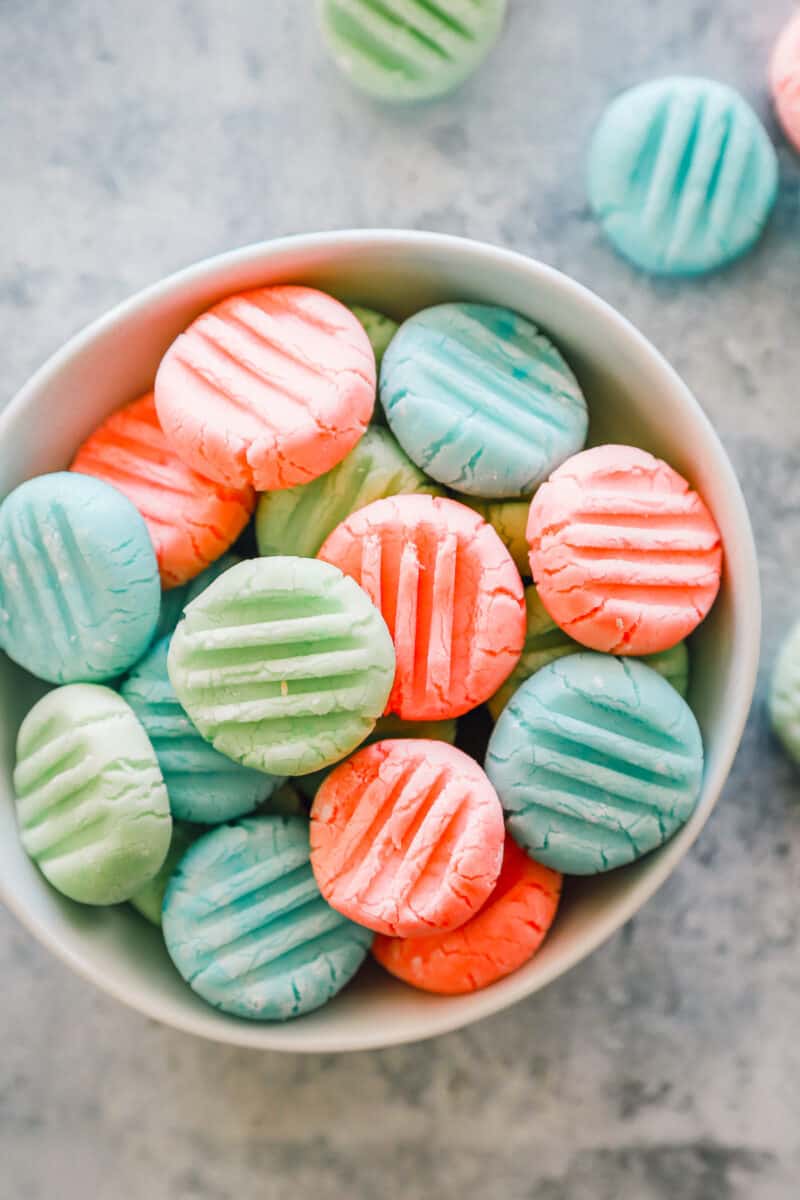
162;816;372;1020
485;653;703;875
588;76;778;276
380;303;588;497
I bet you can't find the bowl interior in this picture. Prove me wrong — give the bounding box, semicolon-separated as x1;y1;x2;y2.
0;232;759;1051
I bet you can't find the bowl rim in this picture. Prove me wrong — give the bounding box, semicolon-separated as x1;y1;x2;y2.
0;229;761;1051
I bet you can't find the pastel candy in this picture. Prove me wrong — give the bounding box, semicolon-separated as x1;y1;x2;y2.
770;12;800;154
463;497;533;577
130;821;198;926
13;685;171;904
0;472;160;684
162;816;372;1020
769;619;800;764
70;392;254;589
527;445;722;655
120;637;280;823
155;285;376;492
349;305;398;369
373;836;561;993
380;303;588;497
485;654;704;875
167;556;395;776
588;76;778;275
255;426;437;561
310;740;505;936
318;494;526;720
488;585;691;721
318;0;507;103
154;552;241;642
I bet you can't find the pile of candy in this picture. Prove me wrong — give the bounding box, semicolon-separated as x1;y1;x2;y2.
1;283;722;1020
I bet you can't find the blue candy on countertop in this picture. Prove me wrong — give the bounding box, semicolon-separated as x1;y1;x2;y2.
379;302;588;498
588;76;778;276
0;471;160;684
485;653;703;875
162;816;372;1021
120;636;280;824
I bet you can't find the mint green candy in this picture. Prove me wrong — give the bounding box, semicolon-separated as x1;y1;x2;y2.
770;620;800;764
349;305;398;369
154;553;240;642
14;684;172;905
318;0;507;103
130;821;198;926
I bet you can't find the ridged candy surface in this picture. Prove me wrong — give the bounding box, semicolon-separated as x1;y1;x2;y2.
14;684;171;904
485;654;704;875
155;285;376;492
588;76;778;275
527;445;722;655
121;637;279;823
769;618;800;765
130;821;199;925
373;836;562;993
255;426;438;560
167;557;396;776
770;12;800;153
318;494;526;720
311;739;505;936
318;0;507;103
71;392;254;588
380;303;588;497
154;553;240;643
0;472;160;683
162;816;372;1020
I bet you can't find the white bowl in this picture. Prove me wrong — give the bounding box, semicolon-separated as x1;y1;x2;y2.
0;231;760;1052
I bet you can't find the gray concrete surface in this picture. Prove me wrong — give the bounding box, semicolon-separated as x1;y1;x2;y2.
2;1;799;1197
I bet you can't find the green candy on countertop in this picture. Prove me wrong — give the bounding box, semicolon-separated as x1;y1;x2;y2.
130;821;199;926
256;426;441;560
770;619;800;764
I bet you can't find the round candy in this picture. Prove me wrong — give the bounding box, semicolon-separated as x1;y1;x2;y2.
318;494;526;720
154;552;240;643
373;836;562;993
162;816;372;1020
255;426;437;561
0;472;160;683
130;821;198;926
588;76;778;276
527;445;722;655
120;637;280;823
349;305;398;369
311;740;505;936
71;391;254;589
769;618;800;764
771;12;800;154
154;285;376;492
317;0;507;103
13;684;171;904
464;497;533;577
380;303;588;497
167;556;395;776
485;654;704;875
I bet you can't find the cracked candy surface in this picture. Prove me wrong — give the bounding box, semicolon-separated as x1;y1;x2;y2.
256;426;439;561
71;391;254;589
488;584;690;721
162;816;372;1021
311;739;504;937
379;302;588;497
527;444;721;656
771;12;800;154
154;552;241;643
13;684;171;904
588;76;777;276
317;0;507;103
373;835;561;993
485;653;703;875
154;285;376;492
121;637;280;823
0;471;160;683
130;821;199;926
769;618;800;765
167;556;396;777
318;494;525;720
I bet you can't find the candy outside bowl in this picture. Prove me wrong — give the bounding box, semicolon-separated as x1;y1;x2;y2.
0;231;760;1052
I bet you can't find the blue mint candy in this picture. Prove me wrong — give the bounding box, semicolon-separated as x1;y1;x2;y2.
0;471;160;683
588;76;778;276
485;653;703;875
120;637;279;823
380;303;587;498
162;816;372;1020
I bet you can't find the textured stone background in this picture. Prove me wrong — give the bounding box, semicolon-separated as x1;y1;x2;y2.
2;2;799;1197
